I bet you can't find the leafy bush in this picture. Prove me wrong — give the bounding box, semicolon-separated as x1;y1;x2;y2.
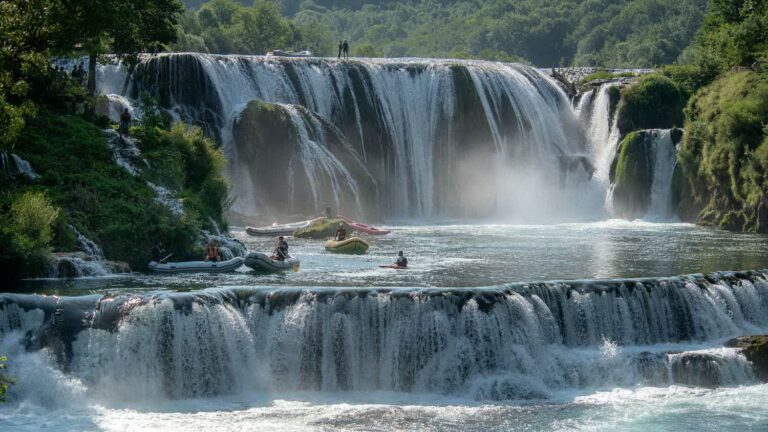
0;191;59;279
617;74;685;134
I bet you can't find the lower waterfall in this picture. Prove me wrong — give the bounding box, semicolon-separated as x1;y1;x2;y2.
2;270;765;401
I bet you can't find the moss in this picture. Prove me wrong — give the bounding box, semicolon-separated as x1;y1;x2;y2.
617;74;686;135
611;132;653;219
675;71;768;231
293;218;351;239
719;210;747;231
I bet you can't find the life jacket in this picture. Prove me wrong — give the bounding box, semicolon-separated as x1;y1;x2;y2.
207;244;218;257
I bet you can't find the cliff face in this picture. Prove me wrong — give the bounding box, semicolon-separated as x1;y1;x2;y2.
675;71;768;232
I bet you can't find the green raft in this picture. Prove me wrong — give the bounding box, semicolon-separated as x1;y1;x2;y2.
324;237;369;254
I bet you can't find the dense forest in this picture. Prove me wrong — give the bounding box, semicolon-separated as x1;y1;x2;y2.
176;0;708;67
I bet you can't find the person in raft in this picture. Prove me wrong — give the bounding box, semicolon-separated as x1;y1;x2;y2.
151;241;166;263
204;240;221;262
395;251;408;268
335;223;347;241
272;236;289;261
119;108;132;136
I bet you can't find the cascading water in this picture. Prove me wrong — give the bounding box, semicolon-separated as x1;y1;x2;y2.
645;129;678;219
2;270;766;402
98;54;598;220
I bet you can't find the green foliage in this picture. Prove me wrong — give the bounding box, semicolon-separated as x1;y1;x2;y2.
0;355;11;402
352;43;383;58
0;191;59;279
617;74;685;134
175;0;301;54
137;122;230;229
4;113;227;273
137;92;170;130
697;0;768;70
676;71;768;231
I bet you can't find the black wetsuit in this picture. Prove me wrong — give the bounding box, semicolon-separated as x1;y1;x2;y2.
151;245;162;262
396;256;408;268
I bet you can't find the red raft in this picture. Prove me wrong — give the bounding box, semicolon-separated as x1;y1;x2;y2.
338;215;391;235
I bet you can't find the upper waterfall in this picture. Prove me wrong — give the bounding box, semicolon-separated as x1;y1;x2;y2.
98;54;600;220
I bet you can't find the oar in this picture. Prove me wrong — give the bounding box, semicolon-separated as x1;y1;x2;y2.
161;253;173;263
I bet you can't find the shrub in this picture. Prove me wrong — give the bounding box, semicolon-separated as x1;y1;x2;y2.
617;74;686;134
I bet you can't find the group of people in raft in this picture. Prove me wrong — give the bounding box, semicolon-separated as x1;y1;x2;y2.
150;221;408;269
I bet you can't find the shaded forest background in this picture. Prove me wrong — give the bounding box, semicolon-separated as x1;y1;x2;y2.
175;0;709;67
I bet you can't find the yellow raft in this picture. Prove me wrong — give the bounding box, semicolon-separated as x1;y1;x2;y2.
324;237;369;254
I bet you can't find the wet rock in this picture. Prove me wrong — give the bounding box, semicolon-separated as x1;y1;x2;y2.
726;335;768;382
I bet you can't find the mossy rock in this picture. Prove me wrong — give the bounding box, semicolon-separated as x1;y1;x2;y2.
725;336;768;382
719;210;747;232
617;74;685;135
611;132;653;219
293;218;352;239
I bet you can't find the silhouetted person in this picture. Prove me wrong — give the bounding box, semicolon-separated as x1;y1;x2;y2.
151;241;165;263
395;251;408;268
119;108;132;136
338;41;343;59
343;40;349;59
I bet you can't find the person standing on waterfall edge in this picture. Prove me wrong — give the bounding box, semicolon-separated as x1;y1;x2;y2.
338;41;343;59
343;40;350;59
119;108;132;136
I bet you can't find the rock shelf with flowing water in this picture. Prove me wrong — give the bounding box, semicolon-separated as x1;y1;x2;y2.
2;269;766;401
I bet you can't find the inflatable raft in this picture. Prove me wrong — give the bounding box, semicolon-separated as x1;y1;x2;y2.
244;252;300;272
149;257;244;273
338;215;390;235
245;219;314;236
324;237;369;254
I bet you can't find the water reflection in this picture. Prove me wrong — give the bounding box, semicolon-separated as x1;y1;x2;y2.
11;220;768;295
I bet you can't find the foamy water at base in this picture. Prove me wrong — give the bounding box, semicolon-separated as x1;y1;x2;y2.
3;385;767;431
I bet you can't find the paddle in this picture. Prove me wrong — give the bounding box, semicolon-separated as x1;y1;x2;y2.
160;253;173;263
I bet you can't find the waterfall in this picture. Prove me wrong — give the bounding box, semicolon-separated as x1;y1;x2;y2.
100;54;593;220
645;129;677;220
2;270;766;401
282;104;363;214
47;227;113;278
583;83;621;185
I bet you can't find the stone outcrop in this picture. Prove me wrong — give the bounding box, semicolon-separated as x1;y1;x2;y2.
726;335;768;382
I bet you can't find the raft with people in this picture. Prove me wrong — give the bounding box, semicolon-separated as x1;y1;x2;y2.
324;237;369;254
244;252;300;272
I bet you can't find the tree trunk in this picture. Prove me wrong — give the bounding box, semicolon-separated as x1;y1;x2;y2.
87;52;97;96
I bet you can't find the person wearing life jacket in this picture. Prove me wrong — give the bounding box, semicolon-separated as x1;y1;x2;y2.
272;236;289;261
395;251;408;268
204;240;221;262
335;223;347;241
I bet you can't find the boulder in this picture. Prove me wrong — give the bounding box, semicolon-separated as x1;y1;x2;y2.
293;218;352;239
725;335;768;382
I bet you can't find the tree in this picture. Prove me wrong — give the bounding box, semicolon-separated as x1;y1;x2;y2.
58;0;184;96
